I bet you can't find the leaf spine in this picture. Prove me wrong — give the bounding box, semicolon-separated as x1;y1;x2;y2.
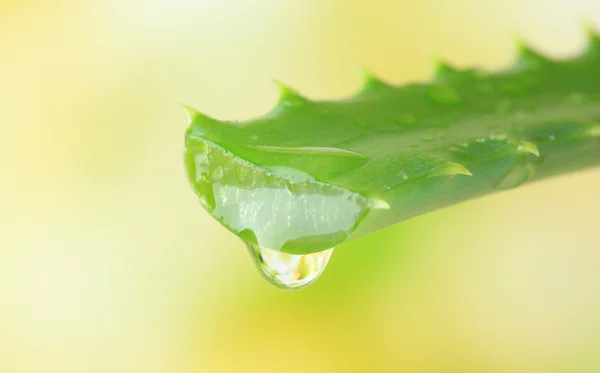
517;140;540;156
582;21;600;53
437;161;473;177
273;80;308;106
512;35;552;68
182;104;220;127
433;58;459;79
358;67;388;90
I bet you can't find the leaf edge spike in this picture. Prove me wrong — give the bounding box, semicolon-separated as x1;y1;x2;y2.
582;20;600;53
512;35;552;69
367;197;391;210
435;161;473;177
517;140;540;157
358;67;388;91
433;57;459;79
182;104;220;128
273;79;308;106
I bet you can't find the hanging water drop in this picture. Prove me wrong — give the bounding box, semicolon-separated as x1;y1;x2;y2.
247;243;334;290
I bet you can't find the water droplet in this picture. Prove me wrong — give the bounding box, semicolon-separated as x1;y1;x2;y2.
398;170;408;181
489;132;508;140
249;134;259;140
394;114;418;127
475;137;486;143
383;185;391;190
495;155;537;190
247;244;333;290
426;85;462;105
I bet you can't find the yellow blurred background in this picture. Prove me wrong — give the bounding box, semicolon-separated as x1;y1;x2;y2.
1;0;600;372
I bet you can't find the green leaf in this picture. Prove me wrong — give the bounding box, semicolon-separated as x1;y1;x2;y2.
184;26;600;254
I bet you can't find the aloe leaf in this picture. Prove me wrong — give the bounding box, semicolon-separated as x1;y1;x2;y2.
184;27;600;255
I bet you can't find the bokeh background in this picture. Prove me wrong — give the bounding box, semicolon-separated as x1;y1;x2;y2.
1;1;600;372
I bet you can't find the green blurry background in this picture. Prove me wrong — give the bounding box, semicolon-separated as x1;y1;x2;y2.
1;1;600;372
